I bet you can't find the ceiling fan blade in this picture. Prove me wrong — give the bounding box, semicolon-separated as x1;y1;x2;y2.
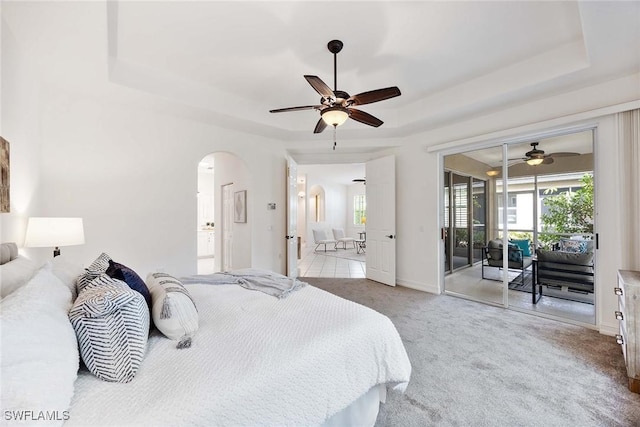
304;75;335;99
313;117;327;134
269;105;322;113
549;152;580;157
349;108;383;127
348;86;401;106
543;157;555;165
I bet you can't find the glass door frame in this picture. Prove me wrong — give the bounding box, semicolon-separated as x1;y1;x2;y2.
438;124;598;326
443;171;487;274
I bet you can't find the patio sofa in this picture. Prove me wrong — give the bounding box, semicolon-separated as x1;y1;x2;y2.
535;245;594;295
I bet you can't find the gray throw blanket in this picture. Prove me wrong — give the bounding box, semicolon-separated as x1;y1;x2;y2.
181;269;306;299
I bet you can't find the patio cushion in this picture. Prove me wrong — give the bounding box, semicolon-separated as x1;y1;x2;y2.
510;239;532;257
487;239;503;260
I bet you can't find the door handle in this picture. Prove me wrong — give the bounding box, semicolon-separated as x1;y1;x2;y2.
385;235;395;239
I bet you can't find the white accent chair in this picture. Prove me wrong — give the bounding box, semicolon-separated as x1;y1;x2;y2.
312;229;337;252
332;228;356;250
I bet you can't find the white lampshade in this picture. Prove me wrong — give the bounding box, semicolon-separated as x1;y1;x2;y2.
526;157;544;166
321;106;349;126
25;217;85;256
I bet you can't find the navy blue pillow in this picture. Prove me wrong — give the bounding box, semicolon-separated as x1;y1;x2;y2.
106;260;152;310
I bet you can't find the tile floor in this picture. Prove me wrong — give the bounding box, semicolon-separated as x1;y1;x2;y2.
197;246;365;279
445;263;596;325
298;244;366;278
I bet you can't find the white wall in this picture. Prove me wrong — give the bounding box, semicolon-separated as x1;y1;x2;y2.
3;78;288;278
0;18;43;253
304;179;347;244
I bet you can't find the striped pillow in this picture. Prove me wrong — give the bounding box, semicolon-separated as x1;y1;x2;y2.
69;274;149;383
146;272;198;349
76;252;112;292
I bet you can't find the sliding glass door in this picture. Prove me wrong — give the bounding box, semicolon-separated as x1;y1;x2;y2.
442;130;596;325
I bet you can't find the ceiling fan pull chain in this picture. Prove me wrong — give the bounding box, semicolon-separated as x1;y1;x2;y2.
333;125;337;150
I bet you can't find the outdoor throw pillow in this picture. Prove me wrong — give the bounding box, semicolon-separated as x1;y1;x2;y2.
507;244;522;263
146;272;198;349
510;239;531;257
559;238;588;253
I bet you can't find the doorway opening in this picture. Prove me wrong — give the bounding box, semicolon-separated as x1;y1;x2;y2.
442;129;596;326
196;152;251;274
296;163;366;278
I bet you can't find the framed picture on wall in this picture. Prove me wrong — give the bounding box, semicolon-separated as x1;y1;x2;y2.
0;137;9;213
234;190;247;223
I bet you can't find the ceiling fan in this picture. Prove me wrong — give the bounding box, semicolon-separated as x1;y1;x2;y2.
269;39;401;148
514;142;580;166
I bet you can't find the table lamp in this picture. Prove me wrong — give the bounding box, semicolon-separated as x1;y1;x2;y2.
24;217;85;257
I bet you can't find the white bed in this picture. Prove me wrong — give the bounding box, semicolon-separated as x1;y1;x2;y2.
0;245;411;427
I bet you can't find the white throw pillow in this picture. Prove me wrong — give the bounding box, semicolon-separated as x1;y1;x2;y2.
0;267;79;426
146;272;198;348
0;255;38;298
69;274;149;383
47;254;85;301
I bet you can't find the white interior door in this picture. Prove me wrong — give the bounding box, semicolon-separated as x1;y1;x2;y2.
286;156;298;278
366;155;396;286
221;183;234;271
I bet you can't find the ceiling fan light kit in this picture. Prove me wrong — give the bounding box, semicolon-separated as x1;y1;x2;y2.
526;157;545;166
269;39;401;149
321;106;350;126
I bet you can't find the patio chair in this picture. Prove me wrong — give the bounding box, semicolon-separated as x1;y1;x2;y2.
481;238;533;286
312;229;337;252
332;228;356;250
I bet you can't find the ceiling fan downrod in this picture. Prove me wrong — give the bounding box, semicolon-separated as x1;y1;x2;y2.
327;40;343;92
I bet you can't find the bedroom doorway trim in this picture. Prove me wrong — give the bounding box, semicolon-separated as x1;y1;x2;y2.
221;183;234;272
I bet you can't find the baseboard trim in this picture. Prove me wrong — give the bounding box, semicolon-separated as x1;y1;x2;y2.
598;323;619;337
397;278;439;294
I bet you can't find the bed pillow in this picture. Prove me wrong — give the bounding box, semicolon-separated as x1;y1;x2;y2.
76;252;112;292
0;255;38;298
0;242;18;264
146;272;198;349
106;259;152;310
69;274;149;383
0;267;79;423
47;254;85;301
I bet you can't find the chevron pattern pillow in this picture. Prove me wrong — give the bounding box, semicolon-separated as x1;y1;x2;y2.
76;252;112;292
69;274;149;383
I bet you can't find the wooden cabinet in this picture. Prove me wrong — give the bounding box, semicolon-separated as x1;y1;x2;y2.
616;270;640;393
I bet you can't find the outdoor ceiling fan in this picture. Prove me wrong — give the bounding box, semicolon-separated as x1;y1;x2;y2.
269;39;401;149
513;142;579;166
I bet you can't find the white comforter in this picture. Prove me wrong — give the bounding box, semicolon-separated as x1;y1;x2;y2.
66;283;411;426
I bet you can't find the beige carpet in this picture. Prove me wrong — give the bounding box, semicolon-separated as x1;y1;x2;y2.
303;277;640;426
